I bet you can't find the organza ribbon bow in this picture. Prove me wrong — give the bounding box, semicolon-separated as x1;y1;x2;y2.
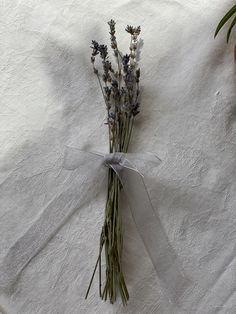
0;146;190;304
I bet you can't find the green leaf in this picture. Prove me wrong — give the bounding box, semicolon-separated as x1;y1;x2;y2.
227;15;236;42
214;5;236;38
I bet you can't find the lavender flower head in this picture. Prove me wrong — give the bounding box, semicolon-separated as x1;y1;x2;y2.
90;20;141;120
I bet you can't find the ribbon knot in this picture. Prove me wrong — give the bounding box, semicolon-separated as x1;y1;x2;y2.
103;152;125;167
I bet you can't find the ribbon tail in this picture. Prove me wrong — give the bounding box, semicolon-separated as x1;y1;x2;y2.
112;164;191;304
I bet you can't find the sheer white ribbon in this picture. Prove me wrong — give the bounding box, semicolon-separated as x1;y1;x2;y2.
0;146;191;304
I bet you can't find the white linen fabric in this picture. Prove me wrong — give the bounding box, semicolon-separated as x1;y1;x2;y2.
0;0;235;313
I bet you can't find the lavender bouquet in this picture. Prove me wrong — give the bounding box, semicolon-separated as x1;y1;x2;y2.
85;20;141;305
0;19;189;307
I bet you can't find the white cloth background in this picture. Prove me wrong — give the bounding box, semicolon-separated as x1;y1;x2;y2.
0;0;235;313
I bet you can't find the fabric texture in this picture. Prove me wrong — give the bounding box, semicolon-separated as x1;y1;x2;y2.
0;0;235;313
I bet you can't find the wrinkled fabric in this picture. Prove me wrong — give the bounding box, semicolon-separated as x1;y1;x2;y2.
0;0;236;313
